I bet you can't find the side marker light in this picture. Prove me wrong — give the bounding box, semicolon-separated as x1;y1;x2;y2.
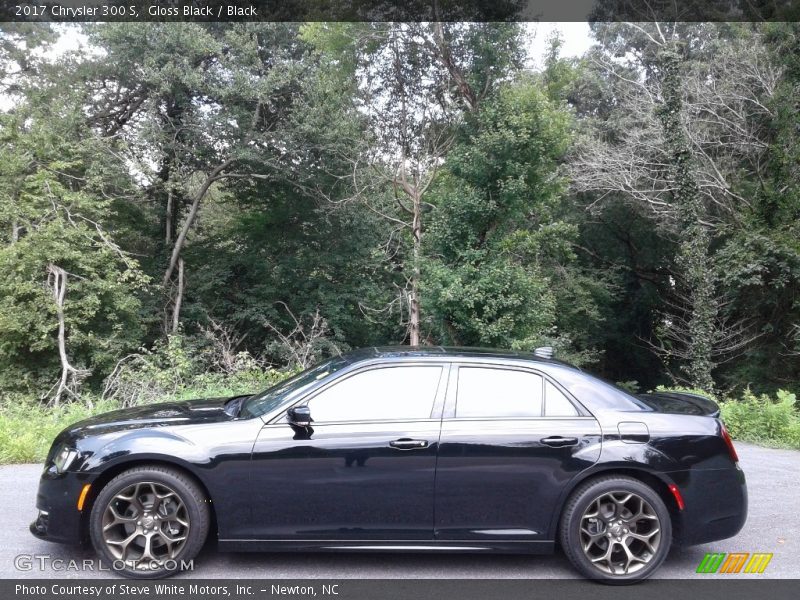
77;484;91;511
668;483;685;511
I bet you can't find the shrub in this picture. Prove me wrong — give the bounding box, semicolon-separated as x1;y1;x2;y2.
616;380;641;394
102;334;294;406
177;367;291;401
646;386;800;449
654;385;715;399
719;389;800;448
101;335;198;406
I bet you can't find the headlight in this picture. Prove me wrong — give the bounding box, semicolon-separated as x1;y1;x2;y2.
53;445;79;473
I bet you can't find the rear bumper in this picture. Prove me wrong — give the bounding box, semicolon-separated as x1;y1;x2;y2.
669;464;747;546
30;468;93;545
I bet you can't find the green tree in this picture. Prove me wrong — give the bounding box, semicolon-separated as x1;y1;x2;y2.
424;76;579;352
571;23;779;392
711;23;800;394
305;22;523;345
83;23;324;334
0;98;147;400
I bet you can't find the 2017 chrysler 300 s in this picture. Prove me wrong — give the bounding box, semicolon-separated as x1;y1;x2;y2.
31;346;747;583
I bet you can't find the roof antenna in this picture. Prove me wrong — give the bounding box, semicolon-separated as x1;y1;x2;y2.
533;346;554;359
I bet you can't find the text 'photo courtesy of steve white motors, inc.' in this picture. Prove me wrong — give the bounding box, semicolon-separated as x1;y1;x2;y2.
14;582;341;598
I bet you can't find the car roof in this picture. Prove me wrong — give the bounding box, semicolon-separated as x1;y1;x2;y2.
338;346;579;370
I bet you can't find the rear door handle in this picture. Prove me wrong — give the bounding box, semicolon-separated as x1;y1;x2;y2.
389;438;429;450
541;436;579;448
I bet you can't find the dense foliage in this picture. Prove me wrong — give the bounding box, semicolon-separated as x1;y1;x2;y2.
720;389;800;448
0;22;798;411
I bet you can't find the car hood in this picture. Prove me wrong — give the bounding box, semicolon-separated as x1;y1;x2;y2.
59;397;241;441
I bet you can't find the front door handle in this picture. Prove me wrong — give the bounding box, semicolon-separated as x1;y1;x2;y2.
389;438;429;450
541;436;579;448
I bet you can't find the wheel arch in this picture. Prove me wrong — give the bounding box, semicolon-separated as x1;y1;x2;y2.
79;457;218;544
551;465;683;543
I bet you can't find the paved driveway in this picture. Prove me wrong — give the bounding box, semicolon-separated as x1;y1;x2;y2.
2;442;796;579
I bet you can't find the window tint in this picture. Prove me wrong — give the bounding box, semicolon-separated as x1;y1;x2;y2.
456;367;543;418
545;380;579;417
306;366;442;422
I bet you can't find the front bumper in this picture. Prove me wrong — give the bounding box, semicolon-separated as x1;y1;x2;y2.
30;467;94;545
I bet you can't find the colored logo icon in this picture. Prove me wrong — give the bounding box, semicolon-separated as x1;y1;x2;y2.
696;552;773;574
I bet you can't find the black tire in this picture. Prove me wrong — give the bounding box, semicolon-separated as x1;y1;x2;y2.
559;475;672;584
89;465;210;579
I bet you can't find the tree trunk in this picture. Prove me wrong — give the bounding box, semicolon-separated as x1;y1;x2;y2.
657;44;717;393
171;257;185;333
163;158;233;286
409;192;422;346
432;22;478;111
165;187;174;246
47;265;86;405
409;284;421;345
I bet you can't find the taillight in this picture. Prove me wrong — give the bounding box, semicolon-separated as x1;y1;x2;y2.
720;422;739;463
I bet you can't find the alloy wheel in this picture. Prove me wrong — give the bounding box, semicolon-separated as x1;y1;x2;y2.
101;480;190;571
579;491;661;576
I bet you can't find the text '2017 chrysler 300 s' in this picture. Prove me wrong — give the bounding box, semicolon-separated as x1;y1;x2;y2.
31;346;746;583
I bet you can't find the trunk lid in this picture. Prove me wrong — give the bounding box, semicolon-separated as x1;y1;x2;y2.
637;391;720;418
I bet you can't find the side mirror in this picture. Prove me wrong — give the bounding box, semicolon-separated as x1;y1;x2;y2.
287;405;312;427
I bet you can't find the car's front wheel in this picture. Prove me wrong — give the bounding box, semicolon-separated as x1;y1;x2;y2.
559;475;672;583
89;465;210;578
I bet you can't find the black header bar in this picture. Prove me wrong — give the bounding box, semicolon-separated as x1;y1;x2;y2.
2;0;799;23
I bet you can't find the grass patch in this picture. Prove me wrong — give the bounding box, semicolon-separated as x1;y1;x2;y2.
0;399;121;464
0;369;292;465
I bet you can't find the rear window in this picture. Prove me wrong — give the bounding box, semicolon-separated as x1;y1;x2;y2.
545;380;579;417
546;365;650;413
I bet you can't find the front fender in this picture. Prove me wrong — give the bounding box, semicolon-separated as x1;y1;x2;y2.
68;419;263;539
76;429;207;473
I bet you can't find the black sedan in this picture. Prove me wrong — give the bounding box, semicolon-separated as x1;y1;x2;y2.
31;346;747;582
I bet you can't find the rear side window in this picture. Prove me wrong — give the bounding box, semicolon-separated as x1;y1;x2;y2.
456;367;543;418
545;380;579;417
546;365;649;413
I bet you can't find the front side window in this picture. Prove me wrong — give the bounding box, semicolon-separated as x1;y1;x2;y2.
306;365;443;423
455;367;543;418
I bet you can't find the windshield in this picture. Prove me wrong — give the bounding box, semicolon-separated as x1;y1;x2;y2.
240;357;349;418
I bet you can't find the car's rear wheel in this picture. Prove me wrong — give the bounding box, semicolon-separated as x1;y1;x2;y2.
559;476;671;583
89;465;209;578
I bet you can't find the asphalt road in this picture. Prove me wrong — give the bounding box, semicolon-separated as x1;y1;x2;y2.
2;442;797;579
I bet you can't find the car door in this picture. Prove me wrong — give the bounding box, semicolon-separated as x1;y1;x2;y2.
434;363;602;542
247;362;447;541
